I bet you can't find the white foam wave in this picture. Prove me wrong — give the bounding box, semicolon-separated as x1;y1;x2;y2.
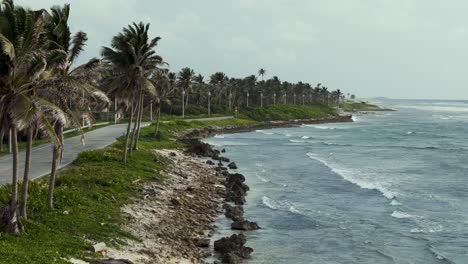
285;133;292;137
352;116;358;122
256;174;270;183
289;206;303;214
255;130;274;135
262;196;280;210
306;153;397;200
406;131;414;135
214;134;225;138
301;136;310;139
391;211;414;219
390;200;401;206
289;140;306;143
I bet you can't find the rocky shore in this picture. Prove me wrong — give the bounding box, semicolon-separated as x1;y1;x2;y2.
95;115;353;264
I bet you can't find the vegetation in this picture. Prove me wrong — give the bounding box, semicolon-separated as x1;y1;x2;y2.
340;101;383;111
240;104;337;121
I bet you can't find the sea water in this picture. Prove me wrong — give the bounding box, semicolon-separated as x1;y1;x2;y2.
204;99;468;264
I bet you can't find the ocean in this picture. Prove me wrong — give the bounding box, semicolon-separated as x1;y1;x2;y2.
205;99;468;264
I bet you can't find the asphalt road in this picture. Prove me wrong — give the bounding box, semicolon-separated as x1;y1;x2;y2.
0;116;234;185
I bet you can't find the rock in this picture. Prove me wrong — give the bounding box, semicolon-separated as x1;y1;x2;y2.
214;234;253;263
223;204;244;221
63;210;70;215
221;149;226;153
184;139;217;157
225;173;249;205
206;160;215;165
170;198;181;206
218;162;224;167
85;258;134;264
227;162;238;169
186;186;194;192
231;220;260;231
170;152;177;157
90;242;107;253
194;238;210;247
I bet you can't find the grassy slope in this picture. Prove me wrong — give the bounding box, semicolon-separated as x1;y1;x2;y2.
0;104;334;263
240;104;338;121
339;101;383;111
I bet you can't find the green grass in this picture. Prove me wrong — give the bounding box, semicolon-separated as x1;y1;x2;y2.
239;104;338;121
339;101;383;111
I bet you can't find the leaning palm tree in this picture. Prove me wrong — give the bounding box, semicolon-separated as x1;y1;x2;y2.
101;22;161;163
177;67;194;118
37;3;109;210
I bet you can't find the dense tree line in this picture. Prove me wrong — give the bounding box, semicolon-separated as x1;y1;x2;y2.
0;0;347;234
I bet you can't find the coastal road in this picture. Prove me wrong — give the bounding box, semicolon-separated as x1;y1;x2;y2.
0;116;234;185
0;122;149;185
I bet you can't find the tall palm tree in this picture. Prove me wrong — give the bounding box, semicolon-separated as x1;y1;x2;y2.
258;68;266;81
177;67;194;118
101;22;161;163
38;3;109;210
193;73;204;105
210;72;227;110
0;0;61;233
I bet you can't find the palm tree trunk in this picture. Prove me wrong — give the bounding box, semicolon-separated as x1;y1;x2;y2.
122;103;135;163
129;92;142;155
0;124;4;152
20;127;33;218
185;88;189;108
133;95;144;150
6;126;20;234
155;104;161;136
47;124;62;209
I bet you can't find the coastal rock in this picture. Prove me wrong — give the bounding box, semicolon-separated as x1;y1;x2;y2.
184;139;217;157
225;173;249;205
214;234;253;263
194;238;210;248
221;149;226;153
231;220;260;231
90;242;107;253
206;160;215;165
85;258;134;264
223;204;244;221
227;162;238;169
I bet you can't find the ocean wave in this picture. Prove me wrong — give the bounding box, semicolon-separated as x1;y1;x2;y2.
307;153;397;200
261;196;303;215
352;116;358;122
391;211;415;219
390;200;401;206
214;134;225;138
256;174;270;183
301;136;310;139
255;130;274;135
289;139;306;143
262;196;280;210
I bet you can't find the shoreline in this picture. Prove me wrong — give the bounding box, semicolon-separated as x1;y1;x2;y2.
103;115;354;264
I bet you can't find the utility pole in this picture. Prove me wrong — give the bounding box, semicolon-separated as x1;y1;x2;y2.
208;91;211;116
273;93;276;104
246;92;249;107
182;90;185;118
260;92;263;108
8;128;12;153
302;94;305;106
114;98;118;124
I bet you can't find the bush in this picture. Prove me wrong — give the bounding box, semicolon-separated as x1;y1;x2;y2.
240;104;337;121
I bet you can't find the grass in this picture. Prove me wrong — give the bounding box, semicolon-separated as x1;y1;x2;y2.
239;104;338;121
0;104;337;263
339;101;383;111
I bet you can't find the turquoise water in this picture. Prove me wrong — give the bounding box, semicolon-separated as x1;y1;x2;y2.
205;100;468;264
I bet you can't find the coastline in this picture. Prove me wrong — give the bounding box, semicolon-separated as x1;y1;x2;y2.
100;115;354;264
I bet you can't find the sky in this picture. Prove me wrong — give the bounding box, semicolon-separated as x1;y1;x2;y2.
15;0;468;99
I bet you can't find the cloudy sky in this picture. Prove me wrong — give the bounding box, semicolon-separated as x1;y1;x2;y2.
16;0;468;99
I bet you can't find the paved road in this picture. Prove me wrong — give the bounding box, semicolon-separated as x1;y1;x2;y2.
0;116;234;185
0;123;150;185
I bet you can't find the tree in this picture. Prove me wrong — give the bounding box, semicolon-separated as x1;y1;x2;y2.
0;0;60;232
177;67;194;118
39;3;109;210
102;22;161;163
258;68;266;81
210;72;227;111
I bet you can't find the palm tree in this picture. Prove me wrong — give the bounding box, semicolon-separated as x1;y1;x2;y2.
210;72;227;111
151;69;174;135
101;22;161;163
38;3;109;210
0;0;60;232
193;73;204;106
177;67;194;118
258;68;266;81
